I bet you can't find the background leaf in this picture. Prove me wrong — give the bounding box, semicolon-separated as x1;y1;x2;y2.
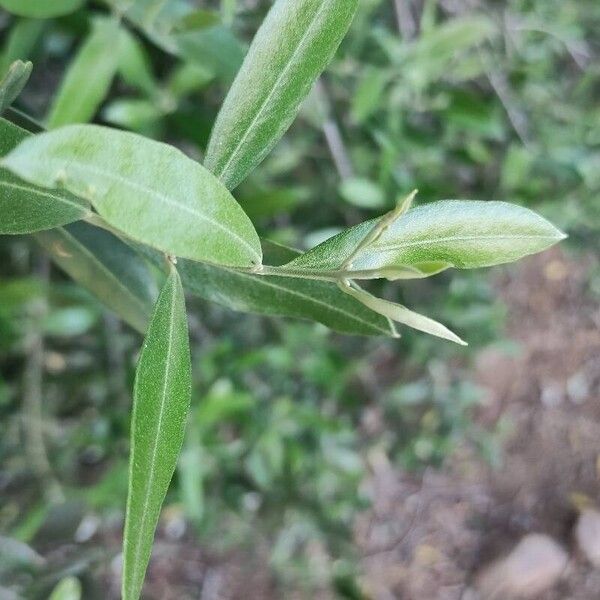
0;60;33;114
2;124;262;267
287;200;566;276
0;19;45;74
120;1;244;81
204;0;359;189
122;267;191;600
47;17;122;128
0;0;84;18
35;222;157;334
0;117;88;233
48;576;82;600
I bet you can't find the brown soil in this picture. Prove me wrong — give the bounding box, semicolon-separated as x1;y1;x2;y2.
357;247;600;599
123;248;600;599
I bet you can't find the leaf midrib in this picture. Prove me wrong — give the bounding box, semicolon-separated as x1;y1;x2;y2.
213;0;330;184
126;278;177;599
218;267;393;335
43;158;261;263
0;179;88;212
372;233;560;252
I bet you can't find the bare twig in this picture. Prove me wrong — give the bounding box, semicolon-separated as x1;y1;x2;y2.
393;0;417;41
479;48;532;147
315;80;354;180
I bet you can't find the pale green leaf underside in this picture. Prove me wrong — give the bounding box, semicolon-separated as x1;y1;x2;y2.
122;267;191;600
0;117;89;233
35;223;157;334
341;283;466;345
2;124;262;267
287;200;566;276
48;17;121;128
205;0;359;189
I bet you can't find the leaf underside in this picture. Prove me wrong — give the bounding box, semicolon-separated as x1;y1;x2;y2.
2;124;262;267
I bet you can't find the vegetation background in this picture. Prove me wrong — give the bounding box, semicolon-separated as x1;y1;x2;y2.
0;0;598;598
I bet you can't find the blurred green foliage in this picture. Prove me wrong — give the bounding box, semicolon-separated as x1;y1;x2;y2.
0;0;597;597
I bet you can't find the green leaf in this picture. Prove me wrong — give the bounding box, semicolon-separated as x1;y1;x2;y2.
120;2;243;81
0;18;45;74
122;266;191;600
0;60;33;113
382;16;496;89
286;200;566;278
48;577;82;600
140;241;396;337
0;0;84;18
35;222;157;334
173;9;222;32
339;177;386;209
204;0;359;189
47;17;122;128
0;117;89;233
2;124;262;267
117;28;159;97
340;282;467;345
103;99;165;132
351;67;389;124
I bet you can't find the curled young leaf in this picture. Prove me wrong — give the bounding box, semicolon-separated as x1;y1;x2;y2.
0;117;89;233
286;200;566;278
205;0;359;189
123;267;191;600
0;60;33;114
340;282;467;345
2;124;262;267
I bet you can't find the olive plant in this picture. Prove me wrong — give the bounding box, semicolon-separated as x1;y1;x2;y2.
0;0;565;598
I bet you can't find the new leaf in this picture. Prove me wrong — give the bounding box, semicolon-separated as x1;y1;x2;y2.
287;200;566;277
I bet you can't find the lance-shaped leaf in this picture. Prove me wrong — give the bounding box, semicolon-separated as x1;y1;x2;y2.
120;1;244;82
286;200;566;277
47;17;122;128
0;0;84;18
0;60;33;114
340;282;466;345
35;222;157;333
2;124;263;267
204;0;359;189
0;117;89;233
0;19;45;74
122;267;191;600
138;241;396;336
